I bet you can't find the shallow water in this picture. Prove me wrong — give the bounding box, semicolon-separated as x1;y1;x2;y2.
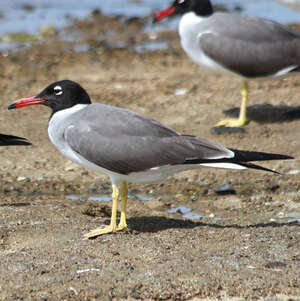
273;217;300;223
65;192;154;202
167;206;235;221
134;41;169;53
0;0;299;37
0;1;299;52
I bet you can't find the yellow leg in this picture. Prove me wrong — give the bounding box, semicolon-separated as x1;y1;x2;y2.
85;184;119;238
117;181;128;231
216;81;248;127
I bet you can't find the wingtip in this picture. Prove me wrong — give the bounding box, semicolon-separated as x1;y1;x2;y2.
17;140;32;146
230;149;294;162
0;134;32;146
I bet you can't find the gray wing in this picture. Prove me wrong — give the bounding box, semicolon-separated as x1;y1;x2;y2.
64;104;233;175
199;13;300;77
204;13;300;42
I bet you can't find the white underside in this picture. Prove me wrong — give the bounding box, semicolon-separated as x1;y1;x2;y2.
48;104;247;186
179;12;241;77
268;65;298;78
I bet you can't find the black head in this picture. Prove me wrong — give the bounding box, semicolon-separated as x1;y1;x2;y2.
170;0;191;15
153;0;213;22
8;80;91;115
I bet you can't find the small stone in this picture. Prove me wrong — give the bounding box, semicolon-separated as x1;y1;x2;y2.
190;194;198;201
264;261;287;271
214;184;236;195
148;33;158;40
174;88;188;96
247;265;256;269
17;176;26;182
288;169;300;175
65;162;78;171
114;83;123;89
265;180;280;192
168;206;192;214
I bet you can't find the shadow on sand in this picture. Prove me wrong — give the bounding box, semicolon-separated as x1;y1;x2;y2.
127;215;300;233
224;103;300;124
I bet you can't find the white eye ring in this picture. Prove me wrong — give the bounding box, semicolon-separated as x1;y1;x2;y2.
54;85;63;96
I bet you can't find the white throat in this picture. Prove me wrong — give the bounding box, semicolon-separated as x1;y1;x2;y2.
179;11;206;39
179;11;240;76
48;104;88;156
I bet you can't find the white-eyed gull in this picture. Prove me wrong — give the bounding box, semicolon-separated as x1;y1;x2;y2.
154;0;300;127
8;80;293;238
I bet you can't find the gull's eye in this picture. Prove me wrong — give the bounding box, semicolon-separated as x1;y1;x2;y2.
54;85;63;96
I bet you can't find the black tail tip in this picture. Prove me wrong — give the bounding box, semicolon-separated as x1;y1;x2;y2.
0;134;32;146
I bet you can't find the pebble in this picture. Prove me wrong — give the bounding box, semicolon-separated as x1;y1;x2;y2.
168;206;191;214
114;83;123;89
148;33;158;40
265;180;280;191
264;261;287;270
214;184;236;195
190;194;198;201
17;176;26;182
288;169;300;175
174;88;188;96
64;162;78;171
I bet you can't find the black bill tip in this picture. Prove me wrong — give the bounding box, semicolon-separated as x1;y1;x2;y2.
8;103;16;110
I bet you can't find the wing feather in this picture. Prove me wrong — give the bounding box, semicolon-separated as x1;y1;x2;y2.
64;104;232;174
0;134;31;146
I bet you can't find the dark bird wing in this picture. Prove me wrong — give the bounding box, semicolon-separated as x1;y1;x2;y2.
184;149;293;174
0;134;31;146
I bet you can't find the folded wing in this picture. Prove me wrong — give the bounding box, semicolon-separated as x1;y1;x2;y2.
64;104;233;175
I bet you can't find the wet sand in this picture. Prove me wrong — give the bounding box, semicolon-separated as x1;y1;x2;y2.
0;14;300;300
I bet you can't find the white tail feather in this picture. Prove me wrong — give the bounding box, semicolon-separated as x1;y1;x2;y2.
200;162;247;170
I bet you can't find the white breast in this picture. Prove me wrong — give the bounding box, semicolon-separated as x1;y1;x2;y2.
179;12;237;76
48;104;89;164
